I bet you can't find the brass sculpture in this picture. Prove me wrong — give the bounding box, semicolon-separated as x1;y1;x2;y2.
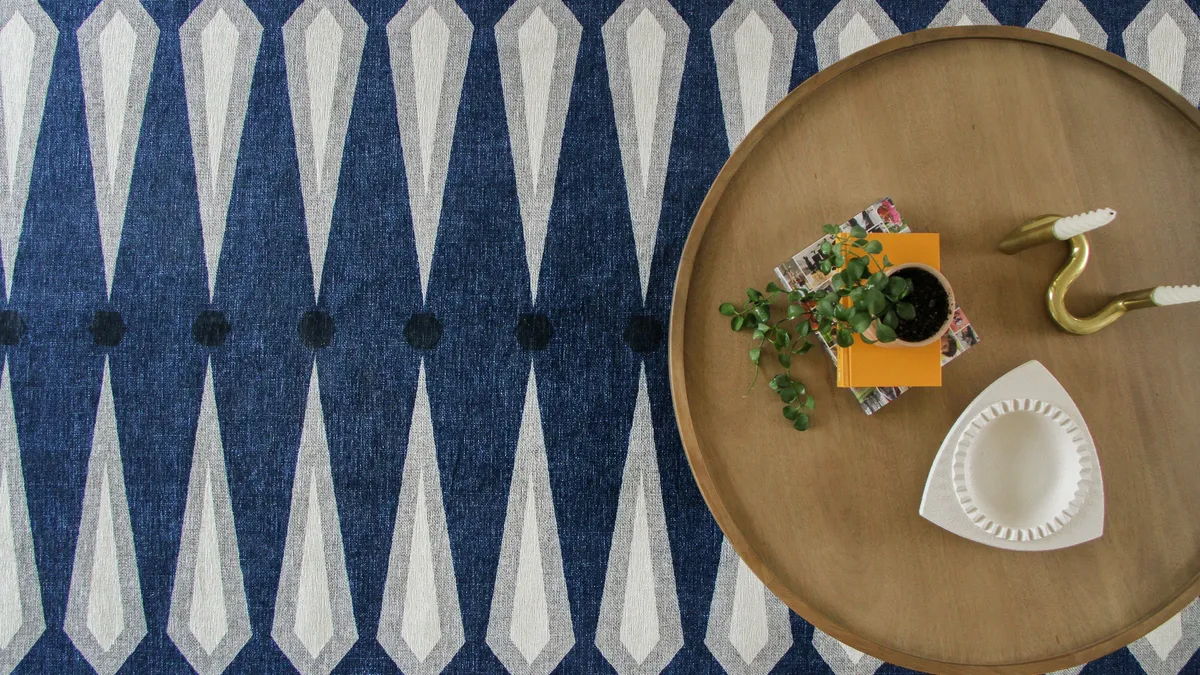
999;209;1199;335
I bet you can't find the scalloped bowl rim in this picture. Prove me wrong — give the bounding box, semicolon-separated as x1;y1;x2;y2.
951;398;1095;542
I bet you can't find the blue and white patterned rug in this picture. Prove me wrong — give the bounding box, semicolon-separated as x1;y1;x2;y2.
0;0;1197;672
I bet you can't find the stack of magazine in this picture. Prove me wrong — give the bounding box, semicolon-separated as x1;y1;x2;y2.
773;198;980;414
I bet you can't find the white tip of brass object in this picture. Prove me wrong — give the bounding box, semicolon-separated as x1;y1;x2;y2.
1000;210;1196;334
1151;285;1200;306
1052;208;1116;240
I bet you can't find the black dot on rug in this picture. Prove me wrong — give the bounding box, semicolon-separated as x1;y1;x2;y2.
625;315;664;353
192;310;231;347
405;313;442;350
89;310;126;347
298;310;335;348
516;313;552;351
0;311;24;346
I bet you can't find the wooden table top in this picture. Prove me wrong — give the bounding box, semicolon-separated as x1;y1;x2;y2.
669;27;1200;675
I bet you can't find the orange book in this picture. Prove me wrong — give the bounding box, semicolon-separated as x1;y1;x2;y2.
836;233;941;388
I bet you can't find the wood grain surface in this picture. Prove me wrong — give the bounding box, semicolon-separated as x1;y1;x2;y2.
669;27;1200;675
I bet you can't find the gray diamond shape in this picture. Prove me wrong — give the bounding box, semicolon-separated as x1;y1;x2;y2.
271;362;358;675
1027;0;1107;49
495;0;581;302
486;365;575;675
76;0;159;298
0;359;44;675
378;361;465;675
64;358;147;675
0;0;56;300
1123;0;1200;105
595;366;682;674
711;0;796;150
282;0;366;299
180;0;262;299
388;0;473;303
927;0;997;27
813;628;883;675
1129;599;1200;675
603;0;689;302
704;538;792;675
813;0;898;71
167;360;252;675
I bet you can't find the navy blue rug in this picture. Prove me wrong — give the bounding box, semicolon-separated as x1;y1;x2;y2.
0;0;1197;673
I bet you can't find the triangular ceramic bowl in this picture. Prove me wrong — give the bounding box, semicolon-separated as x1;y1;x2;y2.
920;360;1105;551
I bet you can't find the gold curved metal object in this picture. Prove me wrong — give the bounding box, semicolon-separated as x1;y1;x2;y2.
999;214;1157;335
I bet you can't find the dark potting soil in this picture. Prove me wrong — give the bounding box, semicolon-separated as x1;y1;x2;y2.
892;267;949;342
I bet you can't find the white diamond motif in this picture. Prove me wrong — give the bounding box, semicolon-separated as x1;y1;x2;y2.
294;469;334;659
87;465;124;652
98;10;136;187
272;361;358;675
0;358;37;670
1127;599;1200;675
838;12;878;60
604;0;688;304
78;0;159;300
734;11;772;132
1028;0;1106;48
509;481;550;664
389;0;473;304
400;470;441;662
595;364;682;674
1125;0;1200;105
486;364;575;674
626;8;664;189
840;640;866;664
496;0;580;304
305;8;341;193
66;358;147;675
285;0;365;302
618;478;658;664
518;7;556;192
1148;613;1184;660
1149;13;1187;92
1050;14;1080;39
411;7;449;188
168;358;252;674
813;626;884;675
0;11;34;186
928;0;997;27
182;0;262;301
727;559;768;664
188;471;227;656
0;2;58;303
378;359;465;674
0;468;20;650
815;0;896;70
713;0;797;147
199;8;238;194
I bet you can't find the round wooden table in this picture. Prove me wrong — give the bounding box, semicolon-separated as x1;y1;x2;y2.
670;27;1200;675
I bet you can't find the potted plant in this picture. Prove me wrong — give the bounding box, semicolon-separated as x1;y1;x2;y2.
861;262;955;347
718;224;955;430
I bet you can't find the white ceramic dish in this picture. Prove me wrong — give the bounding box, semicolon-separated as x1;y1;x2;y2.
953;398;1095;541
920;361;1105;551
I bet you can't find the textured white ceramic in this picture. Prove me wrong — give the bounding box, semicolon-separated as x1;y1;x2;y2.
952;399;1094;542
920;361;1105;551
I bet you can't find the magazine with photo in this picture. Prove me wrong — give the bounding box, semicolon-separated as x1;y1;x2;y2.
773;197;980;415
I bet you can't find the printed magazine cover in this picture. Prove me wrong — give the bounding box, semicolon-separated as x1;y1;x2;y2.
773;198;980;414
